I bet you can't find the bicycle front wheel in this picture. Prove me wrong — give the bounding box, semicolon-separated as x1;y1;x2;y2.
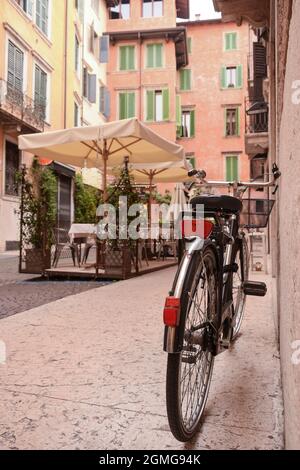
231;235;249;340
166;245;218;442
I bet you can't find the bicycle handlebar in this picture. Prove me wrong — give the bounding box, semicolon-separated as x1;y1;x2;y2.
188;163;281;190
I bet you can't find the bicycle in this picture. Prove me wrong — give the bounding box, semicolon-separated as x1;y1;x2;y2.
163;164;281;442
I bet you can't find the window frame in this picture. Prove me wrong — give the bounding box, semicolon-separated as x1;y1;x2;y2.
109;0;131;20
225;107;240;137
142;0;164;18
145;88;169;122
180;108;195;138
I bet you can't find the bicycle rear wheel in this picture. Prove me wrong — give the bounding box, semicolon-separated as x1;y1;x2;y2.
166;245;218;442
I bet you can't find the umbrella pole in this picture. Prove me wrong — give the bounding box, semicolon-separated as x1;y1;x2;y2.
148;172;154;229
103;139;108;203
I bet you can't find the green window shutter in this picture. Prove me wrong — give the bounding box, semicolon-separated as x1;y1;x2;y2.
127;92;135;118
187;37;192;54
128;46;135;70
155;44;162;67
236;107;240;135
225;33;231;51
189;157;195;168
236;65;242;88
224;108;227;136
190;109;195;137
119;93;126;119
221;66;227;88
162;89;169;121
147;45;154;67
232;33;237;50
180;69;191;91
146;90;154;121
226;156;238;181
120;47;127;70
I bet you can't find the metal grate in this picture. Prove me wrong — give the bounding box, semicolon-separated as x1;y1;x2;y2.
240;198;275;229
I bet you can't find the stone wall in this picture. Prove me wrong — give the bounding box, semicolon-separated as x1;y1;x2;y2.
277;0;300;450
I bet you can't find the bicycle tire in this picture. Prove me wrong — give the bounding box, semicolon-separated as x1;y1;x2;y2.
166;245;218;442
231;235;249;340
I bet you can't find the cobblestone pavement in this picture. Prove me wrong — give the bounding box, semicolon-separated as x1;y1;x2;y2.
0;266;284;450
0;256;112;320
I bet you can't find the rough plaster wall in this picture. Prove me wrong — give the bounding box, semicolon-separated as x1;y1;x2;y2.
278;0;300;450
277;0;293;124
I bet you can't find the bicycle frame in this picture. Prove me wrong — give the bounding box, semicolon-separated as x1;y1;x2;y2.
164;210;242;355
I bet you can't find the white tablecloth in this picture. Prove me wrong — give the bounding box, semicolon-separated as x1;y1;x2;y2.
68;224;97;239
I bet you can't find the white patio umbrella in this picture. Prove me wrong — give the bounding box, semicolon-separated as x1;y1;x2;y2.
109;159;192;202
166;183;188;223
18;118;185;201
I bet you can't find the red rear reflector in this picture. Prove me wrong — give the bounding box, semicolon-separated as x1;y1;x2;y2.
163;297;180;327
181;219;214;239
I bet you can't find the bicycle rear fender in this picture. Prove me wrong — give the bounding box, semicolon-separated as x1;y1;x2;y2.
163;238;218;354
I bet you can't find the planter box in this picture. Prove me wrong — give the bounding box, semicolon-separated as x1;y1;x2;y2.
24;248;51;274
104;245;132;279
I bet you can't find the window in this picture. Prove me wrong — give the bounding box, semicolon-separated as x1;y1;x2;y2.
224;32;237;51
119;92;135;119
180;109;195;138
5;141;20;196
7;40;24;92
36;0;49;36
226;155;238;182
250;155;266;180
75;35;80;73
146;89;169;121
74;102;79;127
180;69;191;91
109;0;130;19
146;44;163;68
225;108;240;136
142;0;163;17
89;24;99;57
15;0;33;15
83;67;88;97
221;65;242;88
187;37;192;54
186;153;195;169
34;65;47;119
119;45;135;70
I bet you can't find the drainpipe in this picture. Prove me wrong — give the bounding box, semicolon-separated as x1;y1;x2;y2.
63;0;68;129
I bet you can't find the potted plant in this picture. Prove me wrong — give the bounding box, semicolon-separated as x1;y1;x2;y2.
19;158;57;274
103;160;141;278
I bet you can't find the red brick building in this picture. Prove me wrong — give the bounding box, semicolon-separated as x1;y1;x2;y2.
105;1;250;186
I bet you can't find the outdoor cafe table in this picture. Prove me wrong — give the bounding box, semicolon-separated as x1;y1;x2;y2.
68;224;97;265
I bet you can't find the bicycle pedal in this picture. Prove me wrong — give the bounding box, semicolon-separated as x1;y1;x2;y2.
243;281;267;297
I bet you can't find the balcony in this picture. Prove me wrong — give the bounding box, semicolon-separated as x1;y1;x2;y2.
245;99;269;156
0;79;45;133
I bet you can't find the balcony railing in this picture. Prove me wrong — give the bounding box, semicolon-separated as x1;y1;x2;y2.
245;99;268;134
0;79;45;132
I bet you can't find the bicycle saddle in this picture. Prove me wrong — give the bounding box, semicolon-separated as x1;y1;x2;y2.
190;195;243;214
